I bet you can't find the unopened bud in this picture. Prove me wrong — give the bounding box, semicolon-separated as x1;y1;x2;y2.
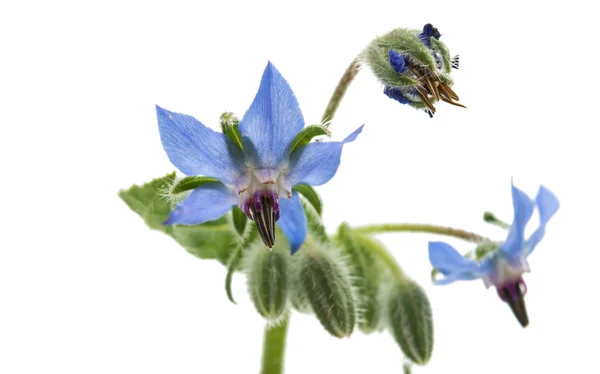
363;24;462;117
246;244;290;323
387;280;434;365
337;223;383;333
296;245;356;338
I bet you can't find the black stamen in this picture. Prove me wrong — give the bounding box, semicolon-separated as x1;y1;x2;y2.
498;280;529;327
250;194;276;248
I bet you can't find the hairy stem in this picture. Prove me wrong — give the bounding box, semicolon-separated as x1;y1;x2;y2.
354;223;487;243
260;317;289;374
321;57;361;126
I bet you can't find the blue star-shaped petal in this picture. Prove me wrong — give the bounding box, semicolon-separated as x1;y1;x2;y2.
157;62;362;253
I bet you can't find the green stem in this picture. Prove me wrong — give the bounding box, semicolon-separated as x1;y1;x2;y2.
321;57;361;126
260;317;289;374
483;211;510;230
356;234;405;280
354;223;487;243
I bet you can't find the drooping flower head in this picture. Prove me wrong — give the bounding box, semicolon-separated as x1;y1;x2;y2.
428;182;559;327
363;23;462;117
156;62;362;253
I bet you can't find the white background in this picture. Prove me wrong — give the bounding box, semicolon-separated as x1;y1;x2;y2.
1;0;599;373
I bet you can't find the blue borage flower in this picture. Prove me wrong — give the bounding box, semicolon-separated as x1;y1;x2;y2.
156;62;363;254
428;182;559;326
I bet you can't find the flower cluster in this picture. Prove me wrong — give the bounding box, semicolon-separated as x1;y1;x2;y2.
364;23;462;117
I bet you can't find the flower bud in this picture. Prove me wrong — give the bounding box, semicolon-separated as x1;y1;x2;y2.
246;243;290;323
387;280;434;365
337;223;383;333
296;244;356;338
363;24;462;117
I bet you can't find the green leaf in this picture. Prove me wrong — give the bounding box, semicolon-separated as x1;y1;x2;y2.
170;176;219;195
289;125;331;153
119;172;176;233
231;206;248;237
119;173;237;265
293;184;323;216
220;112;243;150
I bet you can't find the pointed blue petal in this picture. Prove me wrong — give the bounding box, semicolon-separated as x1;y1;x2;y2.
526;186;560;255
238;62;305;168
428;241;481;275
277;192;307;254
500;182;535;258
156;106;245;185
285;125;363;187
164;182;236;225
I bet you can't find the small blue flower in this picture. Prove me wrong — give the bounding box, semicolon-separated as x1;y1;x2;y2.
428;182;559;326
156;62;362;253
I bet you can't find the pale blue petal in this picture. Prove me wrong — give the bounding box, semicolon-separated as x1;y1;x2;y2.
238;62;304;168
285;125;363;187
428;241;481;275
277;192;307;254
164;182;236;225
434;272;480;285
500;182;535;258
526;186;560;255
156;106;245;185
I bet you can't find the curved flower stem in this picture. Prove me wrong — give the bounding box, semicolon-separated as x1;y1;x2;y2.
359;235;406;280
354;223;488;243
260;317;289;374
321;57;361;126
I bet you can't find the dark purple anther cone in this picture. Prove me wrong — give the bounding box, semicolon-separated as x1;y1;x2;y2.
496;277;529;327
243;191;280;248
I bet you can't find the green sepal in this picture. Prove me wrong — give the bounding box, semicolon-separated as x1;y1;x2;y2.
225;225;258;304
231;206;248;237
295;243;355;338
289;124;331;153
387;279;434;365
119;173;236;265
225;245;243;304
220;112;243;150
301;199;328;243
475;242;499;260
337;223;384;333
170;176;219;195
430;38;452;74
246;235;291;322
293;184;323;216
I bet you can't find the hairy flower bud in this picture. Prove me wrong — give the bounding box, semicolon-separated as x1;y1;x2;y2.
337;223;383;333
246;243;290;323
363;24;462;117
296;244;356;338
387;280;434;365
